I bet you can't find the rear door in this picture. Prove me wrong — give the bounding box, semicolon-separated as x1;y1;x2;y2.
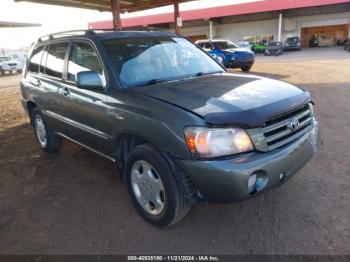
36;41;70;132
53;40;113;156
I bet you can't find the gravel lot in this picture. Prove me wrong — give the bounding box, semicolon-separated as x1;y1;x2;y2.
0;47;349;255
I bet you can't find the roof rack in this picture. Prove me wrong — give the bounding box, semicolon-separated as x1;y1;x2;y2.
37;29;116;42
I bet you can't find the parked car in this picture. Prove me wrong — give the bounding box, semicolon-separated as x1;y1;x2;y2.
344;39;350;52
0;56;22;75
196;39;255;72
236;41;252;50
265;41;284;56
21;30;319;227
309;35;319;47
284;37;301;51
309;34;334;47
252;42;267;53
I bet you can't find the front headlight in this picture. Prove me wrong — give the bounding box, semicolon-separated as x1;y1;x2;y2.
184;127;254;158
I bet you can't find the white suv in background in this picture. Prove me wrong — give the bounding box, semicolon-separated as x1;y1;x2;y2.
0;56;23;75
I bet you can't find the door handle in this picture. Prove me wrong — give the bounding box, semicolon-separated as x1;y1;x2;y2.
58;87;70;96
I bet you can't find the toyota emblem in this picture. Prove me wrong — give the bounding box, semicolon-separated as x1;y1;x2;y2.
289;118;300;131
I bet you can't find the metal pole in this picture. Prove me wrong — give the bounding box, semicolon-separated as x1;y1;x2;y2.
174;1;180;34
278;12;282;42
209;20;213;40
111;0;121;30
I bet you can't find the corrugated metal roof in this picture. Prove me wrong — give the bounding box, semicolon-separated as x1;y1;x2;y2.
14;0;191;12
88;0;350;28
0;21;41;28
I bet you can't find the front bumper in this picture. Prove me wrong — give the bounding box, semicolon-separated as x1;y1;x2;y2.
284;46;301;51
1;65;22;71
177;119;319;203
227;57;255;68
265;49;282;55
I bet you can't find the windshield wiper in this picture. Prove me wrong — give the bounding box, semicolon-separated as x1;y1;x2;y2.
133;78;169;87
194;71;223;77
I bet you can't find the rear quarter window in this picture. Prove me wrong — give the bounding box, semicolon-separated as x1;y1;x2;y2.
28;45;45;74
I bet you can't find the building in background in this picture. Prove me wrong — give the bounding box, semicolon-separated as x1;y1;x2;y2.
89;0;350;47
0;20;41;63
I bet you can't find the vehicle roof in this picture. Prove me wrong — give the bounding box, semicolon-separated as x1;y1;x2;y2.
195;39;233;44
36;30;179;44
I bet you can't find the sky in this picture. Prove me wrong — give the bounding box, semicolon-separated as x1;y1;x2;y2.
0;0;258;49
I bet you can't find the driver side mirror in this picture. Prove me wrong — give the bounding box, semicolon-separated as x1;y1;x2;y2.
76;71;104;91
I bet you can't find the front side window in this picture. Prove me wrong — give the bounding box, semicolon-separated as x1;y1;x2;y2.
196;42;204;48
28;45;44;74
67;42;103;82
213;41;238;50
104;37;223;87
45;42;68;78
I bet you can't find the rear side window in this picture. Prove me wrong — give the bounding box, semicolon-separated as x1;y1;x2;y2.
45;42;68;78
28;45;44;74
67;42;103;82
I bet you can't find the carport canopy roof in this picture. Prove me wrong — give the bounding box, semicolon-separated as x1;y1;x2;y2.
0;21;41;28
14;0;192;12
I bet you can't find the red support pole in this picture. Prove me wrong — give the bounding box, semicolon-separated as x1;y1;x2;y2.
111;0;121;30
174;1;180;35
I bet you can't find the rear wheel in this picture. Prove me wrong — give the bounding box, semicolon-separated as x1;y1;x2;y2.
241;66;252;72
32;108;62;153
125;144;190;227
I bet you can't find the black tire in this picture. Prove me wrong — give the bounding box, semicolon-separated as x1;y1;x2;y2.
125;144;190;227
0;67;4;75
241;66;252;72
31;107;62;153
17;69;22;74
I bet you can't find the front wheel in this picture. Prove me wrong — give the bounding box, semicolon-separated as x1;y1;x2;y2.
215;55;225;67
32;108;62;153
125;144;190;227
241;66;252;72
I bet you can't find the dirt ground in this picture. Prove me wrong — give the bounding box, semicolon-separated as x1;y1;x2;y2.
0;47;349;255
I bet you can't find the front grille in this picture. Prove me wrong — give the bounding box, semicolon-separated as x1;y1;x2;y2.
237;52;253;59
263;104;313;151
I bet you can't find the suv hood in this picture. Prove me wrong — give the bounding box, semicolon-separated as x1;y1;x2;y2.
225;48;253;53
134;73;311;128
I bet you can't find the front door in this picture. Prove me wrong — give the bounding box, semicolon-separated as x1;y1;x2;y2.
54;41;113;157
